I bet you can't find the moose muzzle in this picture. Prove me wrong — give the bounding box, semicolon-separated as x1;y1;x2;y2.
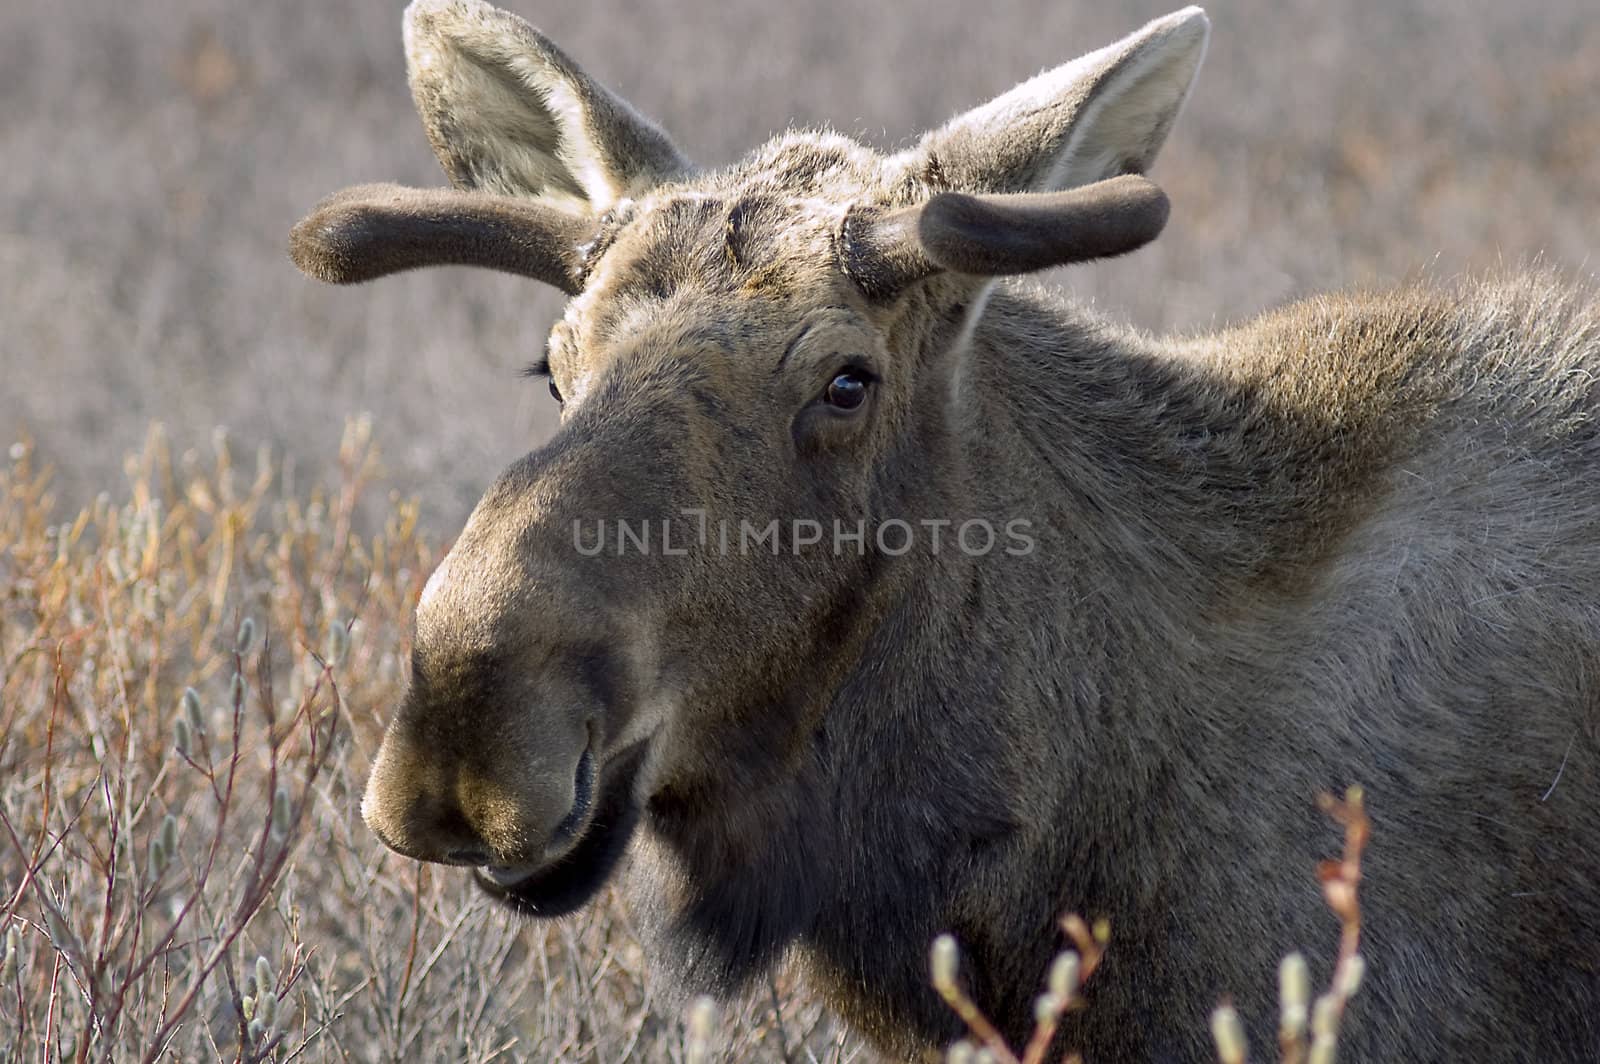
361;688;595;868
359;476;627;874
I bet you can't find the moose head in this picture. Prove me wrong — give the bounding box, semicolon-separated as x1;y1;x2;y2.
292;0;1205;914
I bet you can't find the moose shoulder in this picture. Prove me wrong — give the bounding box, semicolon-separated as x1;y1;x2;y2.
289;1;1600;1059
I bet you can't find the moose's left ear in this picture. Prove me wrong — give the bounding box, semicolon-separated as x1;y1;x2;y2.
899;7;1209;195
404;0;691;211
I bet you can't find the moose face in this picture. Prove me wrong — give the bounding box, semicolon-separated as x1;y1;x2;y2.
290;0;1204;912
365;169;926;912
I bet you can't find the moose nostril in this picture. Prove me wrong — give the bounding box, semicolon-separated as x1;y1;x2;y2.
379;789;494;866
423;802;491;865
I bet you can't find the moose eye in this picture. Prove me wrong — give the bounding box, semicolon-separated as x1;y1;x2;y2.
523;355;563;406
825;370;870;411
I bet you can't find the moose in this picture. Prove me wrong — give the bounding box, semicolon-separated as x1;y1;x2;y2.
289;1;1600;1058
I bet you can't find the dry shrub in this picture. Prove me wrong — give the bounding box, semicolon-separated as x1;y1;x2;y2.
0;425;856;1062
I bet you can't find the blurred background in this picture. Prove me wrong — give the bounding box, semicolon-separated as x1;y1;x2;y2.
3;0;1597;527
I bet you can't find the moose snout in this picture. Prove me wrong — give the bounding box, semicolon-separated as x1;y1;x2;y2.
362;450;645;869
361;714;591;868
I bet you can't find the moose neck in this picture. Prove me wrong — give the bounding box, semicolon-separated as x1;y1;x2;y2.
833;280;1429;877
883;283;1393;766
638;282;1425;1033
959;283;1416;605
765;284;1415;1048
860;282;1319;817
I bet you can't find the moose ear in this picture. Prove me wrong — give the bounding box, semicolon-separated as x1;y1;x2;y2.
403;0;691;211
899;7;1208;195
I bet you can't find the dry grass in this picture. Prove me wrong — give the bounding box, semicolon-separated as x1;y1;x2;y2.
0;427;860;1062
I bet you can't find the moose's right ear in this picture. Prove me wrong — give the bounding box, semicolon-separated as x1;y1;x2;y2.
404;0;691;211
898;7;1208;196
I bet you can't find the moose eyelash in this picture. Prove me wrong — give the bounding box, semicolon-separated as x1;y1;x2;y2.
836;355;879;382
521;357;551;379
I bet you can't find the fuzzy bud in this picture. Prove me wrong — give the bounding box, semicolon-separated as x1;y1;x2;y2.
230;670;246;707
235;617;256;656
1280;951;1310;1039
930;934;960;988
1311;993;1340;1040
2;926;19;983
971;1048;996;1064
324;621;349;669
258;990;278;1027
1034;991;1065;1026
242;995;255;1021
684;995;718;1064
945;1041;976;1064
270;786;292;840
247;1019;266;1044
159;814;179;859
1210;1004;1248;1064
1337;954;1365;998
148;825;171;879
1048;950;1081;1000
1280;952;1309;1010
183;687;204;733
173;716;192;759
43;909;69;948
255;955;274;997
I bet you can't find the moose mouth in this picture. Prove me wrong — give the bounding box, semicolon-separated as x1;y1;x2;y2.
472;742;645;917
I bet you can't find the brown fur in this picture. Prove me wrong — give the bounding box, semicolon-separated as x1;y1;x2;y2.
292;2;1600;1059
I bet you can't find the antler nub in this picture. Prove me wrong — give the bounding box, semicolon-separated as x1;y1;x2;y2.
289;183;595;293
